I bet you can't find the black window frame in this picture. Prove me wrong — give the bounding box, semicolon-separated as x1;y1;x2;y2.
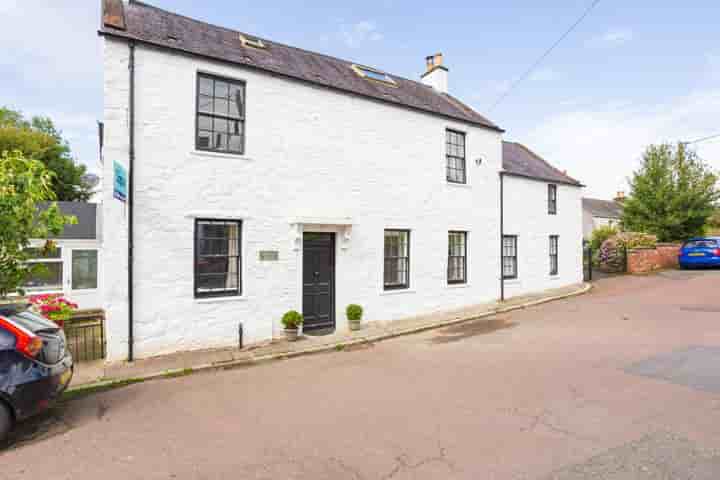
549;235;559;276
447;231;468;285
446;129;467;184
502;235;518;280
194;219;242;298
195;73;246;155
384;229;410;291
548;184;557;215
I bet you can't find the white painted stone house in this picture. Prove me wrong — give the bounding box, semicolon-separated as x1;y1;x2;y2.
100;0;584;361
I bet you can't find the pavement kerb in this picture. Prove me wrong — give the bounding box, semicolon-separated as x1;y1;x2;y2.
66;283;592;395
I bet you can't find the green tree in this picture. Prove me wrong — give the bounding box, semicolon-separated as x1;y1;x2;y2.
622;143;719;242
0;150;76;299
0;107;92;201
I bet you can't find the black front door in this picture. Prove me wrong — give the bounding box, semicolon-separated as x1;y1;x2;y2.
302;233;335;332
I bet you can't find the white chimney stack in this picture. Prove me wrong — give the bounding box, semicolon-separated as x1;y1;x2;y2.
421;53;448;93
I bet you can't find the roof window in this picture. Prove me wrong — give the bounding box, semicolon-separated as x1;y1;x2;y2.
239;34;266;49
351;64;397;86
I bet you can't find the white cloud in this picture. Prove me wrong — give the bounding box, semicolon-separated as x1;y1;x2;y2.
339;21;384;48
589;29;634;47
522;89;720;198
707;53;720;77
0;0;102;170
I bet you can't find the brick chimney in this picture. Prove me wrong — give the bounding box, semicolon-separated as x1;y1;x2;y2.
421;53;448;94
102;0;127;30
614;191;626;203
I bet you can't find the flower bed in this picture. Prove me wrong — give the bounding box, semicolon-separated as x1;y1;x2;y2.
28;294;79;327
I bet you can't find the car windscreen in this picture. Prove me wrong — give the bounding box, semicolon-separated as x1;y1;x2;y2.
1;308;58;333
684;240;718;249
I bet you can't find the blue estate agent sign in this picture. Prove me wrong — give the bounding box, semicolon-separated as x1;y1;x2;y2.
113;161;128;202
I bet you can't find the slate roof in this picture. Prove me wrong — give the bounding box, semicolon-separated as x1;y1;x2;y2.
582;198;623;219
98;0;502;132
502;142;582;186
38;202;98;240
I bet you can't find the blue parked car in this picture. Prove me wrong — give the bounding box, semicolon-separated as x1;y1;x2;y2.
679;237;720;269
0;304;73;442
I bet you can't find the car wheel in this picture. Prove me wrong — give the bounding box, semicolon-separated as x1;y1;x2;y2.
0;402;11;443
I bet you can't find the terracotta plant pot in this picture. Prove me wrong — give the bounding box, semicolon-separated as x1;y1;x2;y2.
348;319;361;331
284;328;299;342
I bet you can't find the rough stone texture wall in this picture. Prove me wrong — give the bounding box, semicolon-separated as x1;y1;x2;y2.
102;39;584;361
503;176;584;298
102;39;507;361
627;244;680;274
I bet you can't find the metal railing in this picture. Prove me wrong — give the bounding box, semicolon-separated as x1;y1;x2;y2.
65;312;106;362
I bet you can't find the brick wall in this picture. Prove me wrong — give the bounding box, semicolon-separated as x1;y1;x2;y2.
627;243;680;274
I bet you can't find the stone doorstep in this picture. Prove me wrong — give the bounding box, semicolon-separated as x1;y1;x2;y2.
70;283;592;391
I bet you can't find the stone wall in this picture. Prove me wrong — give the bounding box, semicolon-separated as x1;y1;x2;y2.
627;243;680;274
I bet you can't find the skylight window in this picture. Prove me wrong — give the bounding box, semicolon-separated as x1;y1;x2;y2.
351;64;397;86
239;34;266;49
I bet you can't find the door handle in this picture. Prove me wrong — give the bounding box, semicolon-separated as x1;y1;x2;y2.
314;271;320;277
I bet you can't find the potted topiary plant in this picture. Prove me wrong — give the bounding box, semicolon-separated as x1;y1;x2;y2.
346;304;363;331
281;310;303;341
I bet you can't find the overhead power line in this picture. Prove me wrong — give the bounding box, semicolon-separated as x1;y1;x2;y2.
681;133;720;146
488;0;602;112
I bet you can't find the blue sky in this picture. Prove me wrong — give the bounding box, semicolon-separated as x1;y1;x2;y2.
1;0;718;197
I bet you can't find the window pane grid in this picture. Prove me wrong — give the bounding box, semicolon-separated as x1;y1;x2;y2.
502;236;518;279
195;220;242;297
550;235;559;276
446;130;466;184
448;231;467;284
196;74;245;154
384;230;410;290
548;184;557;214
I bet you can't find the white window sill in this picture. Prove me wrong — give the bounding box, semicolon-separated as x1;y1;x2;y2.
446;282;471;289
446;181;472;189
379;288;416;296
22;289;64;295
503;279;521;286
194;295;248;305
190;150;253;161
549;275;561;281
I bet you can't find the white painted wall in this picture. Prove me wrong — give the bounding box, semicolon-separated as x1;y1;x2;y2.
102;39;507;361
503;176;584;298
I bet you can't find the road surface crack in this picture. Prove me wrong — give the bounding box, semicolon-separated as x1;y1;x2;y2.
382;445;455;479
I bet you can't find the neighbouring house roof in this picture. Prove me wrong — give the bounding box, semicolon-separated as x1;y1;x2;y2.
501;142;582;187
98;0;503;132
582;198;623;219
37;202;98;240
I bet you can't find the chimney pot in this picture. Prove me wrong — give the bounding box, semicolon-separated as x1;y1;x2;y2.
425;53;444;73
421;53;448;93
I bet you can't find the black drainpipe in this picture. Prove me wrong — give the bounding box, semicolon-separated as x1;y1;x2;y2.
499;171;505;302
128;41;136;362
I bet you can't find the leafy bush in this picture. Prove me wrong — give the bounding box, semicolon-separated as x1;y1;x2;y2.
281;310;303;329
346;304;363;321
615;232;657;249
597;232;658;272
590;225;619;252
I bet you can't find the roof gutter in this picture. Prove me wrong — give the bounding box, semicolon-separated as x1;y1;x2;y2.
500;171;584;188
